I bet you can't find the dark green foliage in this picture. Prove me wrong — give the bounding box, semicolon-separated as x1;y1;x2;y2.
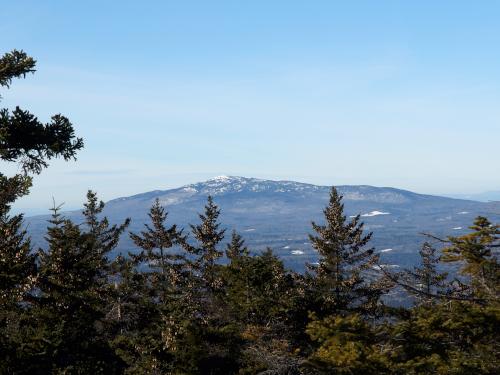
0;212;36;374
224;248;296;326
307;187;387;317
395;242;449;305
187;195;226;292
226;229;249;260
0;49;84;373
113;199;187;373
442;216;499;301
305;313;390;374
130;198;185;274
0;107;84;174
1;50;83;176
0;49;36;89
0;213;35;306
2;191;499;374
2;49;499;373
386;301;500;374
17;195;130;373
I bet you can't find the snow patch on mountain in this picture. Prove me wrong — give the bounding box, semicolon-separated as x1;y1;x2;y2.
362;211;390;217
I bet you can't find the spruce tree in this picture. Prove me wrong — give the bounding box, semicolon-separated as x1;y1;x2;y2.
187;195;225;292
442;216;499;301
0;50;83;201
119;199;188;371
0;213;35;306
109;254;176;374
383;218;500;374
305;313;389;374
178;197;248;373
24;194;128;373
130;198;185;279
0;49;83;304
0;212;37;374
0;49;83;372
397;242;449;305
226;229;249;260
83;190;130;255
307;187;385;316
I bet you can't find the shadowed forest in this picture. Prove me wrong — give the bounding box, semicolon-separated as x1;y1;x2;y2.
1;51;499;374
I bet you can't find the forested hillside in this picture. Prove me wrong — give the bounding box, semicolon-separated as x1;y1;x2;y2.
1;51;499;374
24;176;500;272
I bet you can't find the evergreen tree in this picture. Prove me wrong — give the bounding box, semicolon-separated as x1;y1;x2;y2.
187;195;226;292
19;194;128;373
396;242;449;305
224;248;295;326
0;50;83;205
386;300;499;374
222;248;302;374
130;198;185;279
226;229;249;260
0;49;83;304
0;49;83;373
442;216;499;301
0;212;37;374
383;217;500;374
110;255;176;374
114;199;188;372
305;313;390;374
0;213;35;306
176;197;249;374
307;187;386;316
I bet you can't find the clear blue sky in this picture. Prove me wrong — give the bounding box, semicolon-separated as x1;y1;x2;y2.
2;1;500;213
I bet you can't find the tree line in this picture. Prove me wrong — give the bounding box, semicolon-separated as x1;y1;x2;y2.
1;50;499;374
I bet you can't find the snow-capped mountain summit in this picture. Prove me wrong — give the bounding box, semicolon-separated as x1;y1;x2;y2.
107;176;430;206
181;176;323;196
25;176;500;271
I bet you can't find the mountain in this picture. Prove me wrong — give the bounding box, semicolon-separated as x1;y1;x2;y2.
25;176;500;272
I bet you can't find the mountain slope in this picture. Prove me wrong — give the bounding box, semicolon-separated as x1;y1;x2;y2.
25;176;500;271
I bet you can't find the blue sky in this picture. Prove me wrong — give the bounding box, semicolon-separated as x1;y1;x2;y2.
2;1;500;213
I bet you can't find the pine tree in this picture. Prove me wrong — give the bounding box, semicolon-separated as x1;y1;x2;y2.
0;50;83;201
226;229;249;260
442;216;499;301
109;254;176;374
383;218;500;374
397;242;449;305
0;49;83;373
0;48;83;305
0;212;37;374
21;194;128;373
223;230;251;322
187;195;226;292
307;187;385;316
130;198;185;279
116;199;188;371
176;197;251;373
305;313;390;374
0;213;35;306
83;190;130;256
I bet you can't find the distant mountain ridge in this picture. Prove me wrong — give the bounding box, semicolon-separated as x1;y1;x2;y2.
26;176;500;271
